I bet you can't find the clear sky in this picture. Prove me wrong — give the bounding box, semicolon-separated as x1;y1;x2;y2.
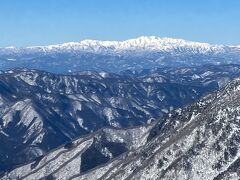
0;0;240;47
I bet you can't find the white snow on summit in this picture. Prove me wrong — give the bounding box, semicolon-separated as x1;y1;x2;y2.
26;36;226;54
0;36;229;55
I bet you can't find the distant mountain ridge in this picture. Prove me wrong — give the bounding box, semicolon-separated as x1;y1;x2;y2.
1;36;240;73
0;36;231;54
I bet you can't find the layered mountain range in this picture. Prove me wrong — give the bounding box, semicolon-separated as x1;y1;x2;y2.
0;64;240;175
1;37;240;179
2;68;240;180
1;36;240;73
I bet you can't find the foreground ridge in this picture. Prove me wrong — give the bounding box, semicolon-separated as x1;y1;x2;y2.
2;76;240;179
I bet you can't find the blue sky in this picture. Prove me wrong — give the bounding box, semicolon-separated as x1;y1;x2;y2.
0;0;240;47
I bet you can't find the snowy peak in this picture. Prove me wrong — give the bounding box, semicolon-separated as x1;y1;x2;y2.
28;36;225;53
1;36;240;73
1;36;226;54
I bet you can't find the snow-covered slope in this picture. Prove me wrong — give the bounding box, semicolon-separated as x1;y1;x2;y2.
1;125;152;180
3;74;240;180
1;64;240;173
80;78;240;180
1;36;240;73
1;65;240;168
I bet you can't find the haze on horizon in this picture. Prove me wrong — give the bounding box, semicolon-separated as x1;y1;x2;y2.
0;0;240;47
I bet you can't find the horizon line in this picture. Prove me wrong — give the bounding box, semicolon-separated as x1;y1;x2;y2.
1;35;239;49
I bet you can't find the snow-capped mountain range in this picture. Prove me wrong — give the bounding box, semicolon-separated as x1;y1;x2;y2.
1;36;240;73
1;37;240;179
0;36;230;54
